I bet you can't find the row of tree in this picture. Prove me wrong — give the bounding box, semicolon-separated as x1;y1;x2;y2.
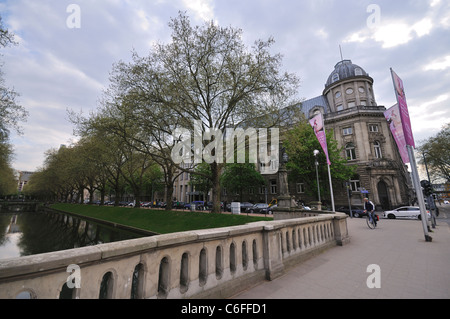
25;135;164;206
0;17;28;197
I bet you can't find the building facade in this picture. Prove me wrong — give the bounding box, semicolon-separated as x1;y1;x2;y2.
17;171;34;193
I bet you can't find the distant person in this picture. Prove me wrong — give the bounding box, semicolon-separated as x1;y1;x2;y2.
363;198;377;227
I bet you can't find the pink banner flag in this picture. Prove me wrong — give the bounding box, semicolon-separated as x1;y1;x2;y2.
384;104;409;163
391;69;415;148
309;113;331;165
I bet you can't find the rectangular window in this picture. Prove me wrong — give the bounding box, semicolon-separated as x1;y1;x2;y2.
343;127;353;135
350;180;361;192
270;180;277;194
369;124;379;132
346;149;356;161
348;101;356;108
259;186;267;195
336;104;343;112
374;142;382;159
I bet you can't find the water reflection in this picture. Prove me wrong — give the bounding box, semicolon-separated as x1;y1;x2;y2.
0;211;143;259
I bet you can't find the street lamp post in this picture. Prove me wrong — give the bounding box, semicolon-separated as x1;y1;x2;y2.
313;150;321;203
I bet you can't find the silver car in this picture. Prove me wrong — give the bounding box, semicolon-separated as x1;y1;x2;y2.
382;206;431;220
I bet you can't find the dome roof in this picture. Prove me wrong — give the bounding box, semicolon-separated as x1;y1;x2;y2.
325;60;370;88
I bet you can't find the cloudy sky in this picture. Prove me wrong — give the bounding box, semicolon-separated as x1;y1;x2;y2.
1;0;449;172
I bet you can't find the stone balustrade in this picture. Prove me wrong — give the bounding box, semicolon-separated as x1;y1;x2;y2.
0;213;349;299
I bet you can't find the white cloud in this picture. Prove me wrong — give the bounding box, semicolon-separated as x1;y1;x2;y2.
373;23;414;48
345;18;433;49
412;18;433;37
181;0;215;22
423;55;450;71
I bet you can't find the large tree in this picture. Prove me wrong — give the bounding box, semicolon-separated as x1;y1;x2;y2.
220;163;266;202
102;12;299;213
284;116;356;203
418;123;450;183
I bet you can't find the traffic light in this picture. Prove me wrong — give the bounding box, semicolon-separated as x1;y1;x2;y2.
420;180;433;197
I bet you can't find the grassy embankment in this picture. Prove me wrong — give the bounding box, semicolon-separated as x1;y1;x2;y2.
51;203;272;234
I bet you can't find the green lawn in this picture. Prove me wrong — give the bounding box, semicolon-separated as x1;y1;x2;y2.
50;203;272;234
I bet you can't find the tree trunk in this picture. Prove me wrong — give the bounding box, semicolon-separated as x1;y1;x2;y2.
165;182;174;211
210;163;222;214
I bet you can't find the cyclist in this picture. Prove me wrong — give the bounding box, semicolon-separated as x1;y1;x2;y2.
363;198;377;227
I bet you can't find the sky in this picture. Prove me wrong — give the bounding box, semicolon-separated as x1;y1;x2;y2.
1;0;449;173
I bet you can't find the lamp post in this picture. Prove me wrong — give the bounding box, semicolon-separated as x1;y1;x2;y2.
313;150;321;203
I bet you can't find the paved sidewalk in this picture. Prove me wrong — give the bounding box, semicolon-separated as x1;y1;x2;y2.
234;214;450;299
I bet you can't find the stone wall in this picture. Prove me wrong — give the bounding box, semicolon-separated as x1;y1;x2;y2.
0;213;349;299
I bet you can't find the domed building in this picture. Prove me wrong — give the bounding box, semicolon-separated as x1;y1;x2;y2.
300;59;412;210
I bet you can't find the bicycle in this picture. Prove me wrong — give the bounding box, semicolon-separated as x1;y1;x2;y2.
366;211;378;229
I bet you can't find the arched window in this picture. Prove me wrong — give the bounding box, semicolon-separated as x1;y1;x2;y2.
332;73;339;83
158;257;170;298
180;253;189;293
252;240;258;269
131;263;145;299
230;243;236;274
355;68;363;76
99;271;114;299
215;246;223;279
345;143;356;161
16;290;35;299
242;241;248;270
374;141;382;159
199;248;207;286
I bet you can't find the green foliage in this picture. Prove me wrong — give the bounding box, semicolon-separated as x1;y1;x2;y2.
284;118;356;199
189;162;213;196
220;163;265;201
418;123;450;183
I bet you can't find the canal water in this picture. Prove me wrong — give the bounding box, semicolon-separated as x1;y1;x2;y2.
0;210;145;260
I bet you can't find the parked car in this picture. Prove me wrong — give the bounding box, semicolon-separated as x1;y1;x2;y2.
336;206;367;218
246;203;270;214
184;201;205;210
205;202;224;211
382;206;431;220
268;204;277;214
140;202;151;207
172;201;185;209
239;202;254;212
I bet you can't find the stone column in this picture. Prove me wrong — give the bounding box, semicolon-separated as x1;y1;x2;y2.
262;225;284;281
